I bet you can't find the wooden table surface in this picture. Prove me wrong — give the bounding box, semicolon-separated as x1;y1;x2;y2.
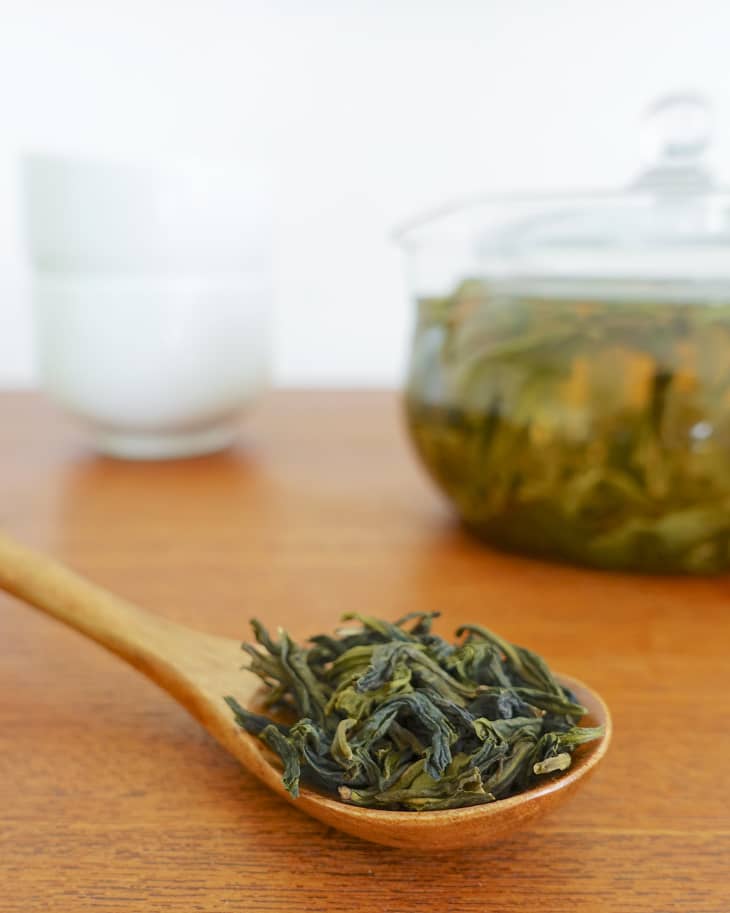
1;390;728;912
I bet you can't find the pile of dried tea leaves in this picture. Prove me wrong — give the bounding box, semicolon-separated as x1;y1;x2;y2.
225;613;603;811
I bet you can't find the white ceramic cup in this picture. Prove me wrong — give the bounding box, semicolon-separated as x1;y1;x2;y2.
22;155;272;459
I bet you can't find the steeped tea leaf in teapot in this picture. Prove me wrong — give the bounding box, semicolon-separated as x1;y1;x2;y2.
406;278;730;573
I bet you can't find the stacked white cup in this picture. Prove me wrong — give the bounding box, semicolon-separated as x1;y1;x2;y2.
22;155;272;459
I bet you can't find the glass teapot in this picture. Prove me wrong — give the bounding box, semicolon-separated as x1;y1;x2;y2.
398;94;730;574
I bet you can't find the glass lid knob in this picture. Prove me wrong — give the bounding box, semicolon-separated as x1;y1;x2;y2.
635;92;713;190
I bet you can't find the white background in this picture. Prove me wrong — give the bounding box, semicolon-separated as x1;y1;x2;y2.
2;0;730;388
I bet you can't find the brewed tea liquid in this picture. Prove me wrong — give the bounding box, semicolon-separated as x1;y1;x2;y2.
406;279;730;572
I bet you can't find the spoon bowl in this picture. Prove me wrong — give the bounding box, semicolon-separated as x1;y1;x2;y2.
249;672;610;849
0;532;611;850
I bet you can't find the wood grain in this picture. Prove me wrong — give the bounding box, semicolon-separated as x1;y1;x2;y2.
1;390;729;911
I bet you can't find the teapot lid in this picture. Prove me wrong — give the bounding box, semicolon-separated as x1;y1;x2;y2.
399;93;730;289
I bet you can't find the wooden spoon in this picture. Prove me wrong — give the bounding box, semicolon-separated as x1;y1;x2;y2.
0;531;611;850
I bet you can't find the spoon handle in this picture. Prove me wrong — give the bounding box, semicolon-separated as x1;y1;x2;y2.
0;530;229;688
